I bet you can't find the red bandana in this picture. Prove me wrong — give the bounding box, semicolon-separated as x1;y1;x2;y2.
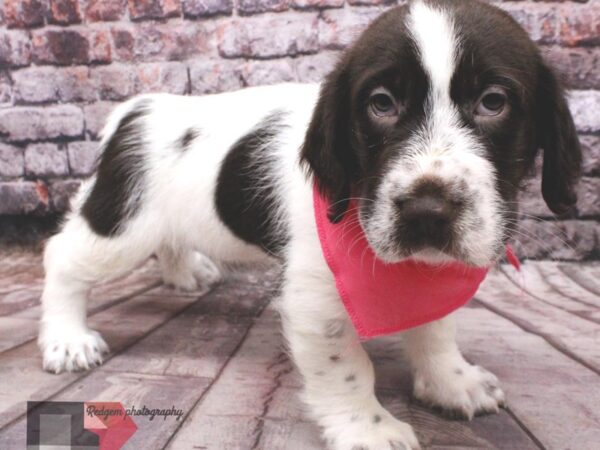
313;185;518;339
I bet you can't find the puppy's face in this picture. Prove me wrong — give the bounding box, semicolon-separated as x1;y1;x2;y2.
303;0;581;267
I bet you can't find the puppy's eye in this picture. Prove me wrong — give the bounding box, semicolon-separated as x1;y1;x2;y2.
369;88;398;118
475;88;507;117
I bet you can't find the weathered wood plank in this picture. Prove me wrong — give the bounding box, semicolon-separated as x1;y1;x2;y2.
0;316;37;353
0;252;43;295
476;267;600;374
0;261;163;353
164;308;320;450
559;262;600;297
102;315;253;379
500;262;600;320
167;306;537;450
1;250;598;449
368;338;538;450
100;270;278;378
8;259;163;320
0;371;211;450
456;303;600;450
0;286;203;430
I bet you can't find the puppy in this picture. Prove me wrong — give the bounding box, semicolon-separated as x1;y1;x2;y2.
39;0;581;448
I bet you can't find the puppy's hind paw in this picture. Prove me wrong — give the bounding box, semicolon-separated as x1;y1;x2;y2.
189;252;222;286
161;252;222;291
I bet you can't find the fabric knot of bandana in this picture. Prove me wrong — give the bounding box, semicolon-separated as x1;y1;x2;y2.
313;185;519;339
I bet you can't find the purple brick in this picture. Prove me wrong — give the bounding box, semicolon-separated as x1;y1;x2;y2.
84;101;118;138
135;62;189;95
57;67;96;102
0;30;32;67
218;13;319;58
49;179;81;212
85;0;127;22
0;181;48;214
13;67;59;103
238;0;289;16
580;135;600;176
242;59;296;87
112;21;215;62
67;141;100;176
13;66;96;104
110;25;135;61
128;0;181;20
501;3;558;45
0;143;24;178
32;29;90;65
25;143;69;177
30;28;111;66
47;0;82;25
3;0;46;28
189;60;244;95
295;51;339;83
292;0;343;10
91;65;136;101
0;105;84;142
348;0;395;5
319;7;385;50
512;219;597;261
518;176;552;218
182;0;232;17
569;90;600;133
0;71;12;106
576;177;600;217
543;47;600;90
88;29;112;64
556;3;600;47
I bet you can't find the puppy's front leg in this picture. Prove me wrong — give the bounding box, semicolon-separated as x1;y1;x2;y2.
403;314;505;419
280;269;419;450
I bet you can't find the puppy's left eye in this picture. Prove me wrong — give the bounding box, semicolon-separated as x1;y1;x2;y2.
369;88;398;118
475;87;508;117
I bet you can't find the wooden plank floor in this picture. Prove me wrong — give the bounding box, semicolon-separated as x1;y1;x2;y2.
0;250;599;449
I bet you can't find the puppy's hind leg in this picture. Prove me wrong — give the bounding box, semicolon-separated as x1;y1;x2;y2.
157;247;222;291
39;215;155;374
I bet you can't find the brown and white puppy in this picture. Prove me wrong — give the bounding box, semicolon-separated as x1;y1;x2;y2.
39;1;581;448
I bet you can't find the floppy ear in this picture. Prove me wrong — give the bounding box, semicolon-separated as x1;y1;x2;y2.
536;62;582;215
300;61;358;223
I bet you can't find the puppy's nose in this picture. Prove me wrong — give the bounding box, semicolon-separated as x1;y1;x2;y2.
397;195;453;247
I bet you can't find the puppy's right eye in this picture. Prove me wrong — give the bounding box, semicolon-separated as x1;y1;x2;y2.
369;88;398;118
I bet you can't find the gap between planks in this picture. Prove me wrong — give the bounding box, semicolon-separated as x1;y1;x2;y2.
0;283;214;434
472;297;600;378
498;265;600;325
160;304;272;450
503;406;546;450
0;281;162;356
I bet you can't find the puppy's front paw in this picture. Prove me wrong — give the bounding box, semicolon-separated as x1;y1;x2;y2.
413;359;505;419
39;326;109;374
323;408;420;450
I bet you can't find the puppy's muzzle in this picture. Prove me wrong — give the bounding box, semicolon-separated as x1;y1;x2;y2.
395;180;462;250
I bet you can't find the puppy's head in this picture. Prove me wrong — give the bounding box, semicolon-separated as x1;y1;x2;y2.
301;0;581;267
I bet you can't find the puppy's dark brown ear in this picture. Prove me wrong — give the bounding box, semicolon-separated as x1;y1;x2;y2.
536;62;582;215
301;60;358;223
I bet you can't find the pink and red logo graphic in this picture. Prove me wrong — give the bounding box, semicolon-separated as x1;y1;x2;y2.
27;401;137;450
84;402;138;450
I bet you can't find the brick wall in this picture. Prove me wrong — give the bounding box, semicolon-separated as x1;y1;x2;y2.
0;0;598;258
